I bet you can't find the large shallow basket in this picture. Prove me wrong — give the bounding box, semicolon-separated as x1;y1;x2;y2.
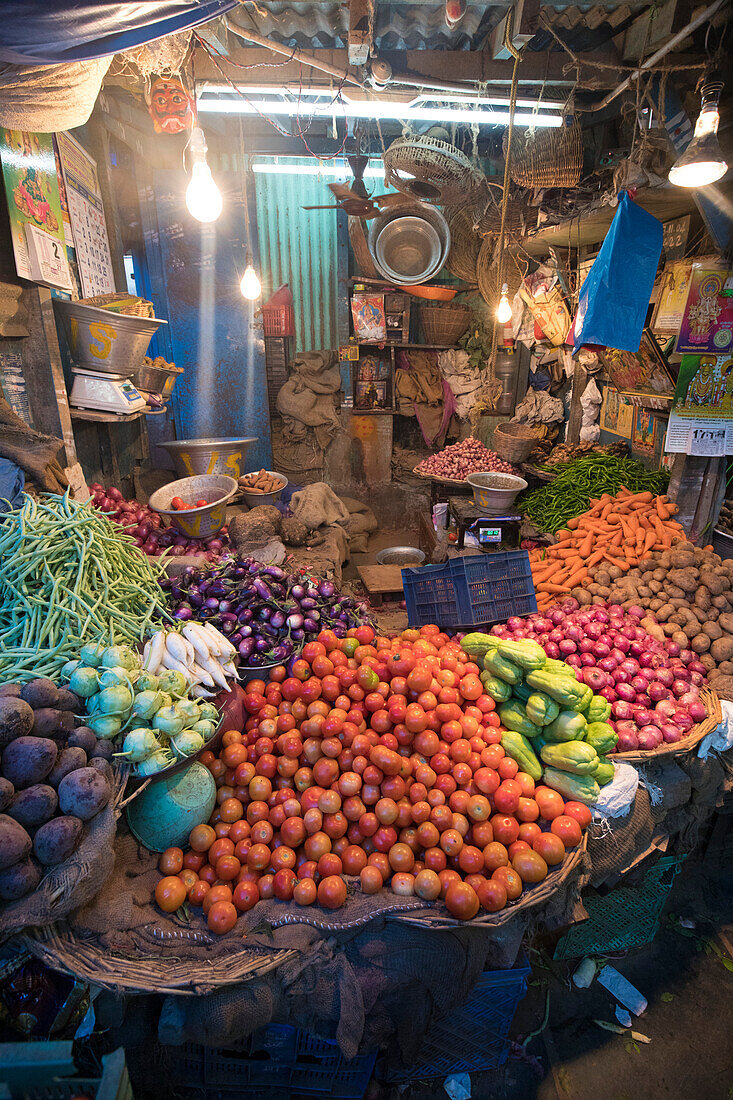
476;236;523;308
445;207;482;282
505;120;584;189
493;421;545;463
383;136;480;206
612;686;721;763
421;302;471;346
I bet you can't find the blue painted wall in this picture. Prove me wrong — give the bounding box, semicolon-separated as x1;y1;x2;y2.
150;168;272;470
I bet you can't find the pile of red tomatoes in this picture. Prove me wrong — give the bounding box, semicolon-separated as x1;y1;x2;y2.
154;625;590;932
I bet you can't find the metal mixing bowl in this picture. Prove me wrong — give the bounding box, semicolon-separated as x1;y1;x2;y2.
160;437;257;479
239;471;288;508
368;203;450;285
148;474;237;537
376;545;426;566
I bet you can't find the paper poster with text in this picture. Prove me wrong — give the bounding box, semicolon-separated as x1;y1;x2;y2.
0;129;66;281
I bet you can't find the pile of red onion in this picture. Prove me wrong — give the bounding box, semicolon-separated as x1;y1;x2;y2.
89;484;230;561
415;437;514;480
490;600;708;752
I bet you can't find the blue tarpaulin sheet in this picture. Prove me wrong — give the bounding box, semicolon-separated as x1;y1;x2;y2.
0;2;238;64
0;459;24;514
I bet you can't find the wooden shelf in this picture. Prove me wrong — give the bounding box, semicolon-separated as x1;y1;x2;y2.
342;407;396;416
356;341;455;350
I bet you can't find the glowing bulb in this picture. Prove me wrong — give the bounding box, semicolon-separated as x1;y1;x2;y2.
186;162;223;222
669;74;728;189
496;284;512;324
185;127;223;222
240;263;262;300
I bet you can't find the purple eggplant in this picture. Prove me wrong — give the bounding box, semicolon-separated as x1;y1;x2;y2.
286;612;304;630
237;608;253;624
291;584;305;601
300;597;317;611
303;617;318;633
270;610;286;630
318;580;336;599
255;637;271;653
238;638;256;659
291;627;305;642
174;606;193;621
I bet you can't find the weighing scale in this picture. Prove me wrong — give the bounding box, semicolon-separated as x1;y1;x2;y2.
70;368;147;415
448;497;522;552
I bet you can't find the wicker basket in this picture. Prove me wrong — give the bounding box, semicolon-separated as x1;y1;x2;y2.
505;121;584;189
472;190;527;240
445;207;482;283
81;293;154;318
421;302;471;346
493;422;545;464
476;237;523;308
613;686;721;764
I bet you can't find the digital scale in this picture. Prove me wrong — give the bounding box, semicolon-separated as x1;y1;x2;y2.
69;368;147;415
448;496;522;552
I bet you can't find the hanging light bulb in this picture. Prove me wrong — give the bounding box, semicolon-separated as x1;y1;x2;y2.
240;254;262;300
669;73;728;188
496;283;512;324
185;126;223;222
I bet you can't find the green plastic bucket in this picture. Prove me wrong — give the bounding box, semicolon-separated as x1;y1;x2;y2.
126;762;216;851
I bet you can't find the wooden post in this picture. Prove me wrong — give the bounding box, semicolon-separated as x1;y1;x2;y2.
21;286;77;465
348;0;374;65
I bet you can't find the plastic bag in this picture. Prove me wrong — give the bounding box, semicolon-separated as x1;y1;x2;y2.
572;191;663;354
592;761;639;819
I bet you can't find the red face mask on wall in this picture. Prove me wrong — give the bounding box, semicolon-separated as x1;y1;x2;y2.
147;76;194;134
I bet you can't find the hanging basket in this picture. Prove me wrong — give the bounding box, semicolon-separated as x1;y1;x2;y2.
445;207;482;283
472;189;527;240
420;302;472;346
504;121;584;189
476;237;523;309
493;422;546;464
383;136;481;206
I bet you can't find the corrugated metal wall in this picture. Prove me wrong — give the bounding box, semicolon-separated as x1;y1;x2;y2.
254;162;338;353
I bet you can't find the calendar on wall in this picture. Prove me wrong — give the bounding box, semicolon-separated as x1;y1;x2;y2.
56;132;115;298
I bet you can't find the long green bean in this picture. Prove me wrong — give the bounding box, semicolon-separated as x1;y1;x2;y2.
518;453;670;534
0;491;171;683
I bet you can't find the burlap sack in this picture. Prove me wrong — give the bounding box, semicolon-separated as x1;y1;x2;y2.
0;58;111;131
290;483;350;530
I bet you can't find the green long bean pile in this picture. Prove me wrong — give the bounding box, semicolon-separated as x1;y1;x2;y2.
518;453;670;534
0;492;169;683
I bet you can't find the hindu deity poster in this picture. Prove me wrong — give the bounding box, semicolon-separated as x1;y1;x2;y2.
676;267;733;355
0;129;66;282
672;353;733;419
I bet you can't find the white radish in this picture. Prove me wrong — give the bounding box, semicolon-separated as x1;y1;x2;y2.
182;624;213;663
145;631;166;673
190;661;216;688
165;632;192;667
192;684;216;699
196;653;231;691
161;650;195;683
201;622;234;658
222;659;240;679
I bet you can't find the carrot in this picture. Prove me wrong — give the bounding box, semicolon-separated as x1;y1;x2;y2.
587;549;606;568
642;527;657;555
603;553;631;572
600;502;614;521
564;567;589;588
578;532;593;558
538;583;572;594
566;517;581;530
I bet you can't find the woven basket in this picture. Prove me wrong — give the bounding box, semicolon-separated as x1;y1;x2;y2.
421;302;471;346
505;121;584;189
383;136;481;207
613;686;721;764
348;216;378;278
82;293;154;318
445;207;482;283
472;190;527;240
476;237;523;308
493;422;545;464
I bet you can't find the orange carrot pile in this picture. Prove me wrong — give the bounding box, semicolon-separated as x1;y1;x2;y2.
529;489;686;611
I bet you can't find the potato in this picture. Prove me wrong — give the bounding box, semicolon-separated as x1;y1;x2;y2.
88;758;113;785
649;598;664;612
0;697;34;748
700;571;726;596
691;633;711;653
8;784;58;829
0;815;32;869
669;549;695;569
711;637;733;663
702;620;723;640
672;630;689;649
607;566;623;580
58;767;111;821
719;660;733;676
30;708;63;739
2;737;58;789
89;740;113;760
67;727;97;755
708;674;733;699
0;858;40;900
712;594;731;610
20;678;59;710
33;816;83;866
718;612;733;634
0;778;14;812
656;603;674;622
700;653;716;671
55;688;81;713
47;747;87;788
662;622;677;637
0;684;21;699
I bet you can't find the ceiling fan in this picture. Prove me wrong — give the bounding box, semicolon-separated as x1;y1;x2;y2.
302;154;404;218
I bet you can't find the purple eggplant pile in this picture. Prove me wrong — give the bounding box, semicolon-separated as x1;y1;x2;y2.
160;558;373;667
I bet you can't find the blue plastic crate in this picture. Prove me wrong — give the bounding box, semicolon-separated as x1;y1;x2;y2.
402;551;536;630
171;1025;376;1099
382;957;531;1083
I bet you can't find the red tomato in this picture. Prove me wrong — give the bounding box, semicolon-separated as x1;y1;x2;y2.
562;801;592;829
232;880;260;912
317;875;348;909
207;900;238;934
512;849;548;884
477;878;507;913
493;780;521;815
491;865;522;900
533;831;566;866
444;881;479;920
360;866;383;894
534;786;566;822
550;815;583;848
490;814;520;846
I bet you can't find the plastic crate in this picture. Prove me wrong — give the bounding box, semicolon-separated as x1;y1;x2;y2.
382;957;531;1083
0;1045;132;1100
170;1025;375;1099
402;551;537;629
553;855;686;959
263;305;295;338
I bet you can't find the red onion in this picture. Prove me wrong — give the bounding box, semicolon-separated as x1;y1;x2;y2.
558;639;577;656
615;682;637;703
600;686;618;703
619;658;640;676
580;666;609;691
672;709;694;732
616;729;639;751
655;699;677;719
688;700;707;722
689;671;705;687
565;653;582;668
612;699;634;720
544;642;560;659
655;667;674;688
648;683;670;703
599;656;618;674
633;706;653;727
665;640;681;657
593;642;611;660
688;660;707;676
638;726;662;750
661;722;684;743
672;679;689;698
580;652;597;667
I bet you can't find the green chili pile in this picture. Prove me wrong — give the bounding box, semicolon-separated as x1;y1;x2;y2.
518;453;670;534
0;493;169;683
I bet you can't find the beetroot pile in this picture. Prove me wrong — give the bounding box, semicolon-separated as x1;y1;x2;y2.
89;484;230;561
490;600;708;752
415;437;514;480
